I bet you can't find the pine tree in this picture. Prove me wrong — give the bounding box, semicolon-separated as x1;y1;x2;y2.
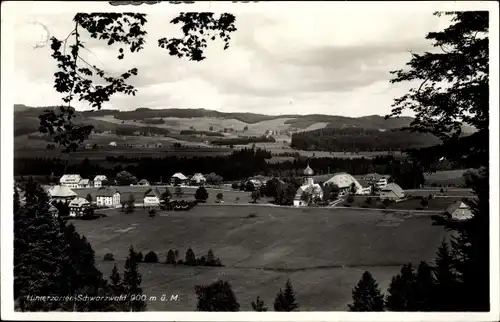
251;296;268;311
385;263;417;311
122;246;147;311
194;280;240;311
206;249;215;266
166;249;176;264
109;265;126;311
348;271;385;311
273;279;299;311
414;261;436;311
185;247;196;266
433;239;459;311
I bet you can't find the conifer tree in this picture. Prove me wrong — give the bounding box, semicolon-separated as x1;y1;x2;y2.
194;280;240;311
122;246;147;311
348;271;385;311
166;249;176;264
185;247;196;266
109;264;126;311
273;279;299;311
385;263;417;311
414;261;436;311
251;296;268;311
433;239;459;311
206;249;215;266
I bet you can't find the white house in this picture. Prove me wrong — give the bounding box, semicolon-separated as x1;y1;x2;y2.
445;201;474;221
48;185;78;203
78;179;91;188
362;173;388;190
96;188;121;208
93;175;108;188
190;173;206;186
171;173;188;185
109;141;117;147
68;197;91;217
293;164;323;207
59;174;82;189
144;188;161;207
379;183;405;201
138;179;150;186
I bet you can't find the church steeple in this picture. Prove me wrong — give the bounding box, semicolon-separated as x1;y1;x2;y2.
303;161;314;185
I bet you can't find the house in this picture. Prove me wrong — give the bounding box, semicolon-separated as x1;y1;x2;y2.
293;164;324;207
362;173;388;190
93;175;108;188
59;174;82;189
324;172;363;196
144;188;161;207
96;188;121;208
171;173;188;186
78;179;91;188
356;179;372;195
138;179;150;186
190;173;206;186
68;197;91;217
48;204;59;217
445;201;474;221
48;185;78;203
379;183;405;201
109;141;117;147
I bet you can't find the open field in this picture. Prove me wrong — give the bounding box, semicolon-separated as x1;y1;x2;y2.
424;169;467;187
73;186;267;205
337;195;464;211
71;205;450;311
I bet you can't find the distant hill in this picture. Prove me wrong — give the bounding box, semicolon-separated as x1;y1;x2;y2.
13;104;476;140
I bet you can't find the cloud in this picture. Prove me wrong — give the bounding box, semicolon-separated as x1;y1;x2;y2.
12;9;451;116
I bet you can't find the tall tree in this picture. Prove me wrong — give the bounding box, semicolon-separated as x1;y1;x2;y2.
433;239;459;311
122;246;147;311
348;271;385;311
194;280;240;311
185;247;197;266
385;263;417;311
273;279;299;312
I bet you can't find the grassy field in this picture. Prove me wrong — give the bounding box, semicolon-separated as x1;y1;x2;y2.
70;205;450;311
424;170;467;187
74;186;267;205
338;195;462;211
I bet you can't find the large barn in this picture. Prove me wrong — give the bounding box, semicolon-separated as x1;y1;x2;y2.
379;183;405;201
324;172;365;196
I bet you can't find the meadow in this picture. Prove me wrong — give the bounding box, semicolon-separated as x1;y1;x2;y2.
70;205;451;311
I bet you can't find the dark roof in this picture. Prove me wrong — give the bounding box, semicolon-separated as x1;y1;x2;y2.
96;188;120;197
145;188;161;198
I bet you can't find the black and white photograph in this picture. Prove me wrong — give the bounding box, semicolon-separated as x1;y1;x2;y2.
1;1;498;320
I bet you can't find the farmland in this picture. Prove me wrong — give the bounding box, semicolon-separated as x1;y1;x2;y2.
70;205;451;311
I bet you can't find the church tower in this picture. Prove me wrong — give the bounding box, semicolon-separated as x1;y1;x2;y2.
303;162;314;185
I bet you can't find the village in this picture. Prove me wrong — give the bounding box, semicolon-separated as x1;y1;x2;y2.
15;163;474;223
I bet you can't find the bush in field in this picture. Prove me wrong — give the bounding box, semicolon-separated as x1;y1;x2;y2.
103;253;114;261
144;251;158;263
166;249;176;264
195;186;209;202
346;195;355;204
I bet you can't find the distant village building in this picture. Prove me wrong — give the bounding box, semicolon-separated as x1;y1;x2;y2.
59;174;82;189
144;188;161;207
96;188;121;208
78;179;91;188
171;173;188;186
324;172;365;196
138;179;150;186
293;164;323;207
48;185;78;203
93;175;108;188
190;173;206;186
69;197;91;217
363;173;388;190
379;183;405;201
445;201;474;221
48;204;59;217
109;141;117;147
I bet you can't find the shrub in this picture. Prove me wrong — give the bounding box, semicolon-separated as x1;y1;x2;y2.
148;209;156;217
231;182;239;190
246;213;257;218
195;186;209;202
365;197;373;205
103;253;114;261
382;199;391;206
136;251;144;262
346;195;355;203
144;251;159;263
166;249;176;264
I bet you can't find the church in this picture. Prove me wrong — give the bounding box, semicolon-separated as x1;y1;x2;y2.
293;164;324;207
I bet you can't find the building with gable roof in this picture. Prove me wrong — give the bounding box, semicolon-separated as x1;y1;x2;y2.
68;197;91;217
93;175;108;188
59;174;82;189
379;182;405;201
48;185;78;203
78;179;91;188
171;173;188;186
96;188;121;208
445;200;474;221
144;188;161;207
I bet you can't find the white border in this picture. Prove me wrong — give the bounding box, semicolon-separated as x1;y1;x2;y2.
1;1;499;321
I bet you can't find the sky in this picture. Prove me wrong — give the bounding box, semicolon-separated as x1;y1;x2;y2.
12;4;454;117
